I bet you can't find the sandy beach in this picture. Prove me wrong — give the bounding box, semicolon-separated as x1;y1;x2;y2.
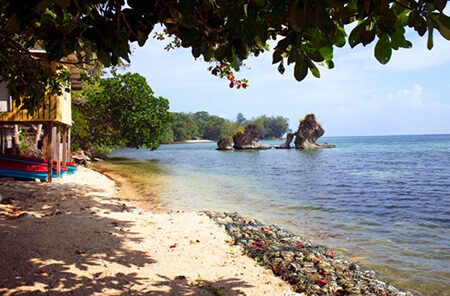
0;166;292;295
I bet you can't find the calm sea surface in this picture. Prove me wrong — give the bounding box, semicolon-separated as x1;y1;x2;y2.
94;134;450;295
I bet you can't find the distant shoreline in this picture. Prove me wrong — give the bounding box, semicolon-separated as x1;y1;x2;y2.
167;139;215;144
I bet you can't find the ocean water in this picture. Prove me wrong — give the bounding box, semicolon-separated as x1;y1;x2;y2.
94;134;450;295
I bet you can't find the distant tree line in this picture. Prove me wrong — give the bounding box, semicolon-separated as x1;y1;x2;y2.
159;112;290;143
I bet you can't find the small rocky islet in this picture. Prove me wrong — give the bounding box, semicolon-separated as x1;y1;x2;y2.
204;211;416;296
217;113;336;151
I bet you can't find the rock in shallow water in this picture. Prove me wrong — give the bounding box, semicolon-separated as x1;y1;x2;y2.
232;125;272;149
216;137;233;150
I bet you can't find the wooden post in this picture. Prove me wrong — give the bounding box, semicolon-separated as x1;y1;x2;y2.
56;125;61;178
34;124;42;147
47;123;53;183
67;127;71;161
62;126;67;166
43;125;48;159
1;125;3;154
12;125;19;155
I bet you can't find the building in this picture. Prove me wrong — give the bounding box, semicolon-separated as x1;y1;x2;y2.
0;56;81;182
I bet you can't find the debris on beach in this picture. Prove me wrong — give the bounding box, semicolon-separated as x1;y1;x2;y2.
204;211;416;296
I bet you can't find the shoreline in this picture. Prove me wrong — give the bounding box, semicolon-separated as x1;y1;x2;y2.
164;139;216;144
0;165;417;295
0;166;291;295
90;165;417;296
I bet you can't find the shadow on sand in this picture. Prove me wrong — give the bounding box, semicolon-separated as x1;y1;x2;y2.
0;180;253;295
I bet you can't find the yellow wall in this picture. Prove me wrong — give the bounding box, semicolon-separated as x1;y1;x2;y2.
0;90;72;126
0;62;72;126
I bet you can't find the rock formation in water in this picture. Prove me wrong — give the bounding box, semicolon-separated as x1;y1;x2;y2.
232;125;272;150
216;137;233;150
294;114;335;149
274;132;296;149
274;114;335;150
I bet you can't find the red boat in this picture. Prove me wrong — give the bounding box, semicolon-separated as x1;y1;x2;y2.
0;153;78;174
0;159;67;181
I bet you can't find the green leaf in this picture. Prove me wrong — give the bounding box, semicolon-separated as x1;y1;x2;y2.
416;15;428;36
432;14;450;40
202;46;214;61
288;46;301;65
192;46;201;58
432;0;447;12
360;30;375;46
325;60;334;69
138;32;147;47
278;60;285;74
407;10;418;28
308;50;324;63
272;50;283;64
348;22;365;48
294;57;308;81
309;61;320;78
389;27;406;50
374;35;392;64
427;24;434;50
318;47;333;60
335;30;346;48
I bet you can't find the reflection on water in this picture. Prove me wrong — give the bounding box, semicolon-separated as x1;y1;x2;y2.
92;134;450;296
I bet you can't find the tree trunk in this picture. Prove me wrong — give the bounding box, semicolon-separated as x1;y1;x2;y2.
34;124;42;146
12;125;20;154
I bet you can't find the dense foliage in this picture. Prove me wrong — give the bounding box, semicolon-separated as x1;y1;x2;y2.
72;72;171;155
252;115;291;139
1;1;448;110
161;111;289;143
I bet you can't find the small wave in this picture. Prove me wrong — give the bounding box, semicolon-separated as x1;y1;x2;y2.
350;170;413;179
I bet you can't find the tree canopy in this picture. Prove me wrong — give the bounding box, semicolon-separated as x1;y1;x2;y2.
1;0;449;109
252;115;290;139
160;111;290;143
72;71;171;155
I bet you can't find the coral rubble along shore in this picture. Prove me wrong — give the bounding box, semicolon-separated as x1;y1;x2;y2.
205;211;415;296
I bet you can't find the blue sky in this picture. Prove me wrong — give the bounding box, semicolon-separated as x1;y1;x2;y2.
126;27;450;137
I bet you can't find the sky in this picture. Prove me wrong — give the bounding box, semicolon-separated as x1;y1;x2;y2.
126;26;450;137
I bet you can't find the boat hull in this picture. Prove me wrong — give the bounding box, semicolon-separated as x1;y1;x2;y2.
0;159;67;181
0;154;77;175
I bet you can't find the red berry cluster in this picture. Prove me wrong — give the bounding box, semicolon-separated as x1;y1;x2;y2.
219;64;248;89
154;30;249;89
153;32;165;41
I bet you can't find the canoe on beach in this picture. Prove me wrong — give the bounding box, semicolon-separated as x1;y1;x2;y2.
0;153;78;175
0;159;67;181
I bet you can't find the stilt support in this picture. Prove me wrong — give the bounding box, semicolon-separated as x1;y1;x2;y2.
62;126;67;167
46;123;53;183
67;127;71;161
56;125;61;178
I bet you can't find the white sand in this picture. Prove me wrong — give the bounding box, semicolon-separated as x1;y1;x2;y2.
0;166;292;295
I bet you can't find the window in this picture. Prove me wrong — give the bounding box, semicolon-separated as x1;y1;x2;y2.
63;83;70;101
0;80;12;112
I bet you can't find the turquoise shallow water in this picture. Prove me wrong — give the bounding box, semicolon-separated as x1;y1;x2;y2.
98;134;450;295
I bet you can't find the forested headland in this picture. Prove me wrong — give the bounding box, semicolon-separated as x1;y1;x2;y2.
159;112;290;144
